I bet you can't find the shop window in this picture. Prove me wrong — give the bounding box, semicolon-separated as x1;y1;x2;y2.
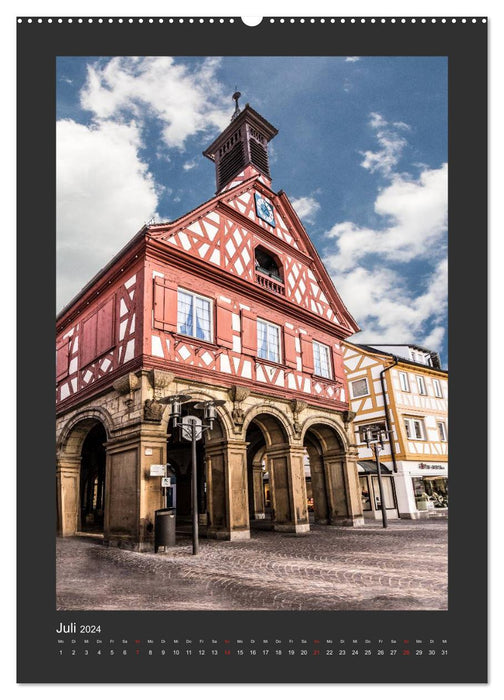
437;421;448;441
399;371;410;392
359;476;372;511
177;289;212;342
404;417;426;440
433;379;443;397
257;319;281;363
350;377;369;398
313;340;332;379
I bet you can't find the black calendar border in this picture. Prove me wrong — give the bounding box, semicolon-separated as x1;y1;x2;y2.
17;16;487;684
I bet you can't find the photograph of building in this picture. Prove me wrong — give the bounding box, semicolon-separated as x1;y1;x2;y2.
56;56;448;611
56;100;365;548
342;342;448;520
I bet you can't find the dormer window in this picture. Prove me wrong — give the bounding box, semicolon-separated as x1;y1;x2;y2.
254;246;285;295
255;247;282;281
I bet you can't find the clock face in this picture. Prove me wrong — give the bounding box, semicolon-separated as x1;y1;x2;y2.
254;193;275;226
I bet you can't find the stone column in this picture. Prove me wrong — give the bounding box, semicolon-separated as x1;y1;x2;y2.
56;456;81;536
323;448;364;526
206;439;250;541
265;444;309;534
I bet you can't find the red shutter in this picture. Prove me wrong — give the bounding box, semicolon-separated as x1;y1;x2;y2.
300;334;314;373
56;338;70;380
216;300;233;349
332;346;344;383
153;277;178;332
97;295;115;356
241;309;257;356
81;313;98;367
284;327;297;369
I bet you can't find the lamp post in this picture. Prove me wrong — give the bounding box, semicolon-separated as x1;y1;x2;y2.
364;427;392;529
160;395;224;555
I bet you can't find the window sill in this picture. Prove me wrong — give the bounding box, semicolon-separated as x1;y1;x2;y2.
173;333;218;352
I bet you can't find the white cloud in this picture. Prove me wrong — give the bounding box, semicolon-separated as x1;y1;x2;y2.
290;195;321;225
325;163;447;272
333;258;447;351
360;112;411;177
80;56;230;149
345;57;361;63
57;118;159;311
324;112;447;351
183;159;198;171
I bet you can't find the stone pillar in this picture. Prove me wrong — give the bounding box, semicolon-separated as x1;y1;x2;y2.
206;439;250;541
323;449;364;526
56;456;80;536
266;444;309;534
104;427;169;551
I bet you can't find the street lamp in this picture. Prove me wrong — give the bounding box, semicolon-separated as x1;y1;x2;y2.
364;427;392;529
160;394;225;555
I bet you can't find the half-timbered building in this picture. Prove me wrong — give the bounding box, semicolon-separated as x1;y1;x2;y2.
342;342;448;519
56;102;365;550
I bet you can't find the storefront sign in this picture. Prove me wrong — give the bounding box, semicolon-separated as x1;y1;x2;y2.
418;463;446;471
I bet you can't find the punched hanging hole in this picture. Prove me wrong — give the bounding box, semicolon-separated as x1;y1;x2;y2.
241;16;263;27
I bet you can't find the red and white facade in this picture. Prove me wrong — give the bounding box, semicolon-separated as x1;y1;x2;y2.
56;103;364;549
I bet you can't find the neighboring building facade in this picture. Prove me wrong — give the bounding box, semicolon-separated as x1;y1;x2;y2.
342;342;448;519
56;102;366;551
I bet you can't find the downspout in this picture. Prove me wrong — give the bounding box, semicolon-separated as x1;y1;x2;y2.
379;356;399;473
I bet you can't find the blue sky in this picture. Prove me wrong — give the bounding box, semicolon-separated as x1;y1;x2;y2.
57;55;447;363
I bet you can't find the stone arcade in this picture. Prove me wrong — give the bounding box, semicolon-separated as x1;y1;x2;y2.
56;99;365;550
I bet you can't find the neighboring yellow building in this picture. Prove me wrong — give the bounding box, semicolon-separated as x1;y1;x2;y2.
342;342;448;519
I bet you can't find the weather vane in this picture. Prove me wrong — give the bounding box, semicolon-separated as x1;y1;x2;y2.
231;88;241;121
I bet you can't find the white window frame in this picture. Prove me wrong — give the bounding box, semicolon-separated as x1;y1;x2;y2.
433;379;443;398
399;371;410;392
404;417;426;440
313;340;332;379
350;377;370;398
416;375;427;395
177;289;213;342
437;421;448;441
257;319;282;364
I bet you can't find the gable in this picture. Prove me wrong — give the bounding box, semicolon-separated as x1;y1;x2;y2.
149;176;358;334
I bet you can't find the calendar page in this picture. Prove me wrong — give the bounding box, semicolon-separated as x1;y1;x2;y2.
17;13;487;684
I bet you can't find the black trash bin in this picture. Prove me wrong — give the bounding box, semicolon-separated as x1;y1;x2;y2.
154;508;176;552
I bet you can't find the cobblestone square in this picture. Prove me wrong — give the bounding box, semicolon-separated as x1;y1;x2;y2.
56;519;447;611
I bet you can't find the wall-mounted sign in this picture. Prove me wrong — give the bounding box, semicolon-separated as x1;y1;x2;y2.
150;464;166;477
161;477;172;487
418;463;446;471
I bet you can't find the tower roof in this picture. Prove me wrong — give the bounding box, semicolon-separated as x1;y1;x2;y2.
203;103;278;193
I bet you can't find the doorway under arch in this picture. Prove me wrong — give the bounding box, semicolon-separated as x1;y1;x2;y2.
79;423;107;533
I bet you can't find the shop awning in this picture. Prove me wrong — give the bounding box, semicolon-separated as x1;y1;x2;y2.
357;460;392;474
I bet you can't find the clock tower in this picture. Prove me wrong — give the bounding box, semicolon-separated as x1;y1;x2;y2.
203;93;278;193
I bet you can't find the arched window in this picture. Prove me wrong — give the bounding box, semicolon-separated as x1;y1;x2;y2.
254;246;282;282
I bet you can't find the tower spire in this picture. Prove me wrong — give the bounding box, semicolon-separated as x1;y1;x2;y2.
231;89;242;121
203;99;278;193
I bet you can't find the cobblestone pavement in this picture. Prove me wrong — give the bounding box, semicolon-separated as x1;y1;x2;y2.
56;520;447;611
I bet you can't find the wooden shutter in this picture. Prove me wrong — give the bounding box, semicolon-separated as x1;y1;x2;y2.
300;333;314;373
81;313;98;367
283;327;297;369
216;300;233;349
332;346;344;383
97;296;115;356
153;277;178;332
56;338;70;380
241;309;257;356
